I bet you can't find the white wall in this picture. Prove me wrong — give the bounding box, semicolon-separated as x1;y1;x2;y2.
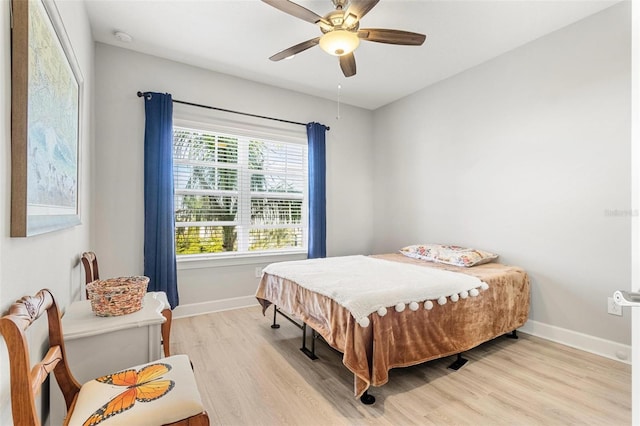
93;44;374;308
0;0;94;423
372;3;631;349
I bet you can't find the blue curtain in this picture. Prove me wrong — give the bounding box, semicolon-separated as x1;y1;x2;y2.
143;92;179;308
307;122;327;259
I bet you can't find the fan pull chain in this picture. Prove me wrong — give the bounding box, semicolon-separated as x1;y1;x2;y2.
336;84;342;120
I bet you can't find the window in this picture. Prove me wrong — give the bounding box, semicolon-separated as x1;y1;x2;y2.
173;124;308;258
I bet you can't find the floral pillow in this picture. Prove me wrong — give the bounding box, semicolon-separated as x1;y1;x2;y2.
399;244;498;267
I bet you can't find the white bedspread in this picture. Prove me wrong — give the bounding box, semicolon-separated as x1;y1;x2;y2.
263;255;487;326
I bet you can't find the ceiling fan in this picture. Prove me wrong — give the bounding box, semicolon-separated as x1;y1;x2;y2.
262;0;426;78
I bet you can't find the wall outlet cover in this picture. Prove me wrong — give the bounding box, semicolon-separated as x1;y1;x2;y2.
607;296;622;316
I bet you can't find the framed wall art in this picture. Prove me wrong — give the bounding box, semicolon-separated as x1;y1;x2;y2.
11;0;83;237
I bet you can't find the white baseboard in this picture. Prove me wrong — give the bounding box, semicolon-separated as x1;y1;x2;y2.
173;295;259;319
520;319;631;364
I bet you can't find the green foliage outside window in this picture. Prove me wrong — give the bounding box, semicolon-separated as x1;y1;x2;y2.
173;128;305;256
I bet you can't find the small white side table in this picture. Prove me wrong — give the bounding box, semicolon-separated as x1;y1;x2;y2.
50;294;165;425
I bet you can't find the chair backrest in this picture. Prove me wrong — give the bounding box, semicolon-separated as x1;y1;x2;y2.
81;251;100;299
0;289;81;426
81;251;99;284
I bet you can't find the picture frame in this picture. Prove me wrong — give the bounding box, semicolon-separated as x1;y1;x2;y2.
10;0;83;237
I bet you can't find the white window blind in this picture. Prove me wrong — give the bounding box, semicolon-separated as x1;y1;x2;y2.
173;125;308;257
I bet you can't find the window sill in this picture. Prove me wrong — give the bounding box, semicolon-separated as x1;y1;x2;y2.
176;250;307;270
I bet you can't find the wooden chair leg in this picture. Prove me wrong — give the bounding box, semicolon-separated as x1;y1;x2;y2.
161;308;172;357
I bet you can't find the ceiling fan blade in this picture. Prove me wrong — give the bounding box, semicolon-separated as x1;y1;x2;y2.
345;0;380;21
339;53;356;78
262;0;330;26
358;28;426;46
269;37;320;61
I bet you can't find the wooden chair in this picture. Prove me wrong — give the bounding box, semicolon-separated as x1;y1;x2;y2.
0;289;209;426
81;251;173;357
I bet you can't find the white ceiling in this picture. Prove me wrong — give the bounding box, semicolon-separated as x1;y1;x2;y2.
84;0;620;110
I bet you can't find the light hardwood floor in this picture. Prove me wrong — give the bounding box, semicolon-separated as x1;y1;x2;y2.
172;306;631;425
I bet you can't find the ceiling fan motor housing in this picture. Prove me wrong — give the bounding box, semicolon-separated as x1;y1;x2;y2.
320;10;360;34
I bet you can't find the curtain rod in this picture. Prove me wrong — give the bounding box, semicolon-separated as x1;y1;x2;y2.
137;91;329;131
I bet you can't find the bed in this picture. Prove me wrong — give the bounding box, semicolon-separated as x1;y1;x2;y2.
255;252;530;402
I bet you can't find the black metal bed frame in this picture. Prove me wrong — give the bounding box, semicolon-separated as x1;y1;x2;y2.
270;305;319;360
268;304;518;405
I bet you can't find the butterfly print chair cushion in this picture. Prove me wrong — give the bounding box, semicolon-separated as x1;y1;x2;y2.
67;354;204;426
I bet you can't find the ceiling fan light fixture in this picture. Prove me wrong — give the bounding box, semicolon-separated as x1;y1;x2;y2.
319;30;360;56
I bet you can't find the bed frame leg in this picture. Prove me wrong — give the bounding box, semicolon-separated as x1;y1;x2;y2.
448;353;468;370
270;305;280;329
360;391;376;405
268;306;319;360
300;323;319;360
505;330;518;339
